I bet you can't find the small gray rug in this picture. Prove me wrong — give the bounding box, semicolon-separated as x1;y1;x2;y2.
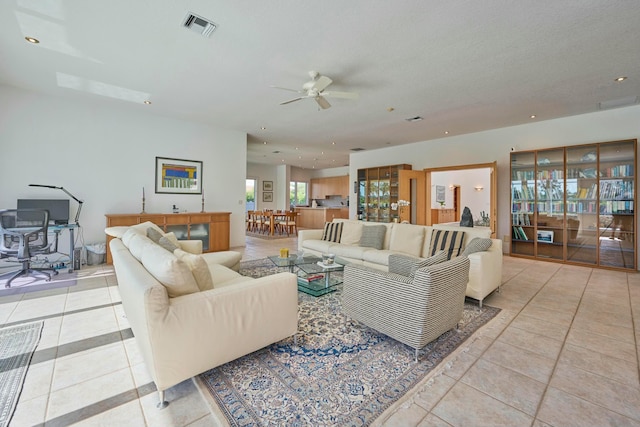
0;322;43;427
0;269;77;296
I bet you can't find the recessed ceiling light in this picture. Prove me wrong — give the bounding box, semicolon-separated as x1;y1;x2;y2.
444;131;449;135
263;141;267;145
261;126;266;130
331;141;336;145
143;100;152;105
530;115;536;119
25;36;39;44
615;76;627;82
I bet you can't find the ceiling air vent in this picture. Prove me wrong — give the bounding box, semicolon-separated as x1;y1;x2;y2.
183;13;217;37
405;116;423;122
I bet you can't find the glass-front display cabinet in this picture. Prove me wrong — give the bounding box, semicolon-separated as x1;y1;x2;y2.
510;139;636;270
357;164;411;222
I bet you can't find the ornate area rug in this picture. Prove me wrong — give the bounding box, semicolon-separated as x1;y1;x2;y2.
0;322;43;427
197;259;500;426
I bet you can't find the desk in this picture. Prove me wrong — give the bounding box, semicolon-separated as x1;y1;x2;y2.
50;223;79;272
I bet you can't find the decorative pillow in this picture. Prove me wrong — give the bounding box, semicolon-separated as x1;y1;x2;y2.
146;227;164;243
158;235;180;252
322;222;343;242
141;243;199;298
388;253;422;276
174;249;214;291
340;221;364;245
359;225;387;250
428;229;466;260
163;232;180;246
105;226;129;238
461;237;493;257
410;250;448;277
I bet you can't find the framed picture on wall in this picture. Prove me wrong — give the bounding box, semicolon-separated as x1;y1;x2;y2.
263;181;273;191
155;157;203;194
436;185;446;203
263;192;273;202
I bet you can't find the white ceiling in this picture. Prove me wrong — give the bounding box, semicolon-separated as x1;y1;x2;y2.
1;1;639;169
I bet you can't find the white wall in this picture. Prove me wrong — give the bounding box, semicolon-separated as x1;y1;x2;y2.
0;85;248;250
350;105;640;258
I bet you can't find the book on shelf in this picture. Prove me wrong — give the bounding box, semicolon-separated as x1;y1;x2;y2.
298;274;324;283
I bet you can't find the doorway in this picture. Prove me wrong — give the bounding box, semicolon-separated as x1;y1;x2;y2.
398;162;497;237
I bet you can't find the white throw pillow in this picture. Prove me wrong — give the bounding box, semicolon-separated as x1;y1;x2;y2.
141;243;199;298
340;221;364;245
174;249;214;291
389;223;425;257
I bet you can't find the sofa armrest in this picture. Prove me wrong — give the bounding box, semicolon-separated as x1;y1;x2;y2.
148;272;298;390
178;239;203;254
298;228;324;252
465;239;502;304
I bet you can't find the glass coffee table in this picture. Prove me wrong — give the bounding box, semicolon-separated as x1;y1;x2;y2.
296;260;345;297
267;254;322;273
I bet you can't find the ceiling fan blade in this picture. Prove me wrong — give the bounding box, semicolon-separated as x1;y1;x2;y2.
280;97;304;105
311;75;332;92
271;85;304;93
321;91;359;100
315;96;331;109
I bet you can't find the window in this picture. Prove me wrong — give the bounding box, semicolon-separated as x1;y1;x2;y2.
246;179;256;211
290;181;308;207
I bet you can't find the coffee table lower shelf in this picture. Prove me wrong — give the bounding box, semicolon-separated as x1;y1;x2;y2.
297;277;341;297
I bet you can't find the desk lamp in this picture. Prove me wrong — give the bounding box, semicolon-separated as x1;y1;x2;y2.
28;184;84;226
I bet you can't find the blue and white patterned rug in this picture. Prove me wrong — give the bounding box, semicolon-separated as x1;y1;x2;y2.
198;258;500;426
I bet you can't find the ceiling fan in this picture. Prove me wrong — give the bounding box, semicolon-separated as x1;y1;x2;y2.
272;71;359;109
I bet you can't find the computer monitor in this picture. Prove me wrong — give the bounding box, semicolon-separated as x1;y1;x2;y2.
17;199;70;224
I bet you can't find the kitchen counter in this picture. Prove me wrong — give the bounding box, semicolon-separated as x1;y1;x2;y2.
295;207;349;229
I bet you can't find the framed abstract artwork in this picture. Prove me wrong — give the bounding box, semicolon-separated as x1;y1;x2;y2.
155;157;203;194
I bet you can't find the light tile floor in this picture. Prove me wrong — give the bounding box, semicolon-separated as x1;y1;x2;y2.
1;235;638;426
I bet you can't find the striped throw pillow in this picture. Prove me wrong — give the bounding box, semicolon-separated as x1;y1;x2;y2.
322;222;343;242
428;230;466;260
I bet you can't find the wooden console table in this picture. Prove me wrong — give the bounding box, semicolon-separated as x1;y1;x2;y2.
105;212;230;264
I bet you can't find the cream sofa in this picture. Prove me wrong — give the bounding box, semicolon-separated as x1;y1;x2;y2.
109;222;298;407
298;219;502;306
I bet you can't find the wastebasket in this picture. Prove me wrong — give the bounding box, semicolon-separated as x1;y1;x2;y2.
85;243;107;265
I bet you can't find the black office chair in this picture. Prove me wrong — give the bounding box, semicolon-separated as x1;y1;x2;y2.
0;209;57;288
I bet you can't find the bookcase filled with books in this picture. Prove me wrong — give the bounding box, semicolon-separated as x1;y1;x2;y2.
510;139;636;270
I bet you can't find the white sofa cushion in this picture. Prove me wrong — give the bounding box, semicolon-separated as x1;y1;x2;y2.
340;221;364;245
303;239;335;254
140;243;200;298
130;221;165;236
122;229;155;262
329;243;374;260
174;249;214;291
389;223;426;257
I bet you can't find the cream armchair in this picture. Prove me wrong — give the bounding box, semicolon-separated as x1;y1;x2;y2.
342;256;470;361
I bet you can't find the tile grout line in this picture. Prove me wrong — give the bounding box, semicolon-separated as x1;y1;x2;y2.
420;264;551;426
